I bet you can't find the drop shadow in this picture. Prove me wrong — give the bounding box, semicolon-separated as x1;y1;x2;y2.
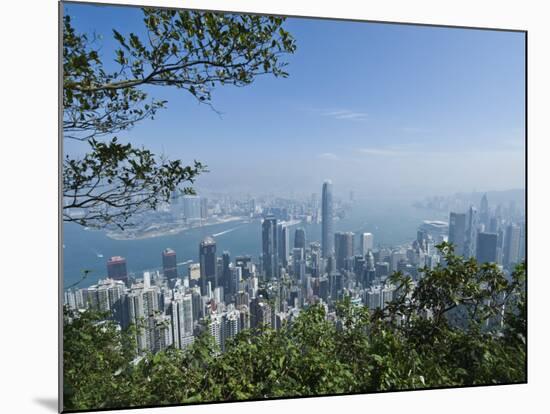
34;397;58;412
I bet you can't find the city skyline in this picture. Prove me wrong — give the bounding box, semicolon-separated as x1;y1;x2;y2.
65;181;525;291
66;182;525;367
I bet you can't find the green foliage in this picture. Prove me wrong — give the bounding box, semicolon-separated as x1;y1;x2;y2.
63;246;526;411
63;306;137;410
63;137;207;229
63;9;296;228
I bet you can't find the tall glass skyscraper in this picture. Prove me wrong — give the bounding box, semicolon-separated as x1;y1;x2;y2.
321;180;334;259
199;236;217;296
465;205;478;258
107;256;128;283
503;224;521;267
277;224;289;268
262;215;278;280
162;248;178;280
221;251;232;295
334;231;354;270
448;212;467;257
479;193;490;229
476;232;498;264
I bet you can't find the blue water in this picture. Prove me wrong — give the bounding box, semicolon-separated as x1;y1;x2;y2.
62;198;447;288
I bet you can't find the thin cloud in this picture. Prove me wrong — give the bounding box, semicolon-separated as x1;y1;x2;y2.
358;147;410;156
295;105;369;122
318;152;340;160
324;109;368;122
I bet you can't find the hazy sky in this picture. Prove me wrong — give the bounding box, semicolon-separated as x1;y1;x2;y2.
64;3;526;198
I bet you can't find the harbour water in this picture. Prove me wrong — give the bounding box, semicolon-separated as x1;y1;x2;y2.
62;198;447;289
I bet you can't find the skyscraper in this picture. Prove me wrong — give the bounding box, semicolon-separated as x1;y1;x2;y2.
86;278;127;326
365;250;376;287
126;286;162;352
162;248;178;280
277;223;290;268
292;247;306;285
334;231;354;271
294;227;306;250
476;232;498;264
503;224;521;267
489;217;499;234
168;294;194;350
310;242;321;277
199;236;217;296
221;251;232;295
479;194;490;228
187;263;200;288
230;266;242;296
262;215;278;280
448;212;467;256
375;262;390;280
183;195;201;219
235;256;253;279
107;256;128;283
465;206;478;258
149;315;173;353
200;197;208;219
390;250;407;273
209;314;223;350
354;255;365;281
221;309;241;352
321;180;334;258
250;296;272;329
360;232;374;256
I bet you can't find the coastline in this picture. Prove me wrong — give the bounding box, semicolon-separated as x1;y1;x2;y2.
105;216;251;241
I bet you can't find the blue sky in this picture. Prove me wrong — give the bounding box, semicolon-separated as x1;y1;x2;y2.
64;2;525;198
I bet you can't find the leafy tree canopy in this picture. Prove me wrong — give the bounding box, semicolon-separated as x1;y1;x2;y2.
63;245;526;410
63;9;296;229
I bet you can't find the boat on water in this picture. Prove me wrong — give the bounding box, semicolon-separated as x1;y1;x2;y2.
212;225;243;237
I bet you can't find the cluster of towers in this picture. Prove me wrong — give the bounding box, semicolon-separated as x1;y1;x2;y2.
448;194;525;269
65;184;525;357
